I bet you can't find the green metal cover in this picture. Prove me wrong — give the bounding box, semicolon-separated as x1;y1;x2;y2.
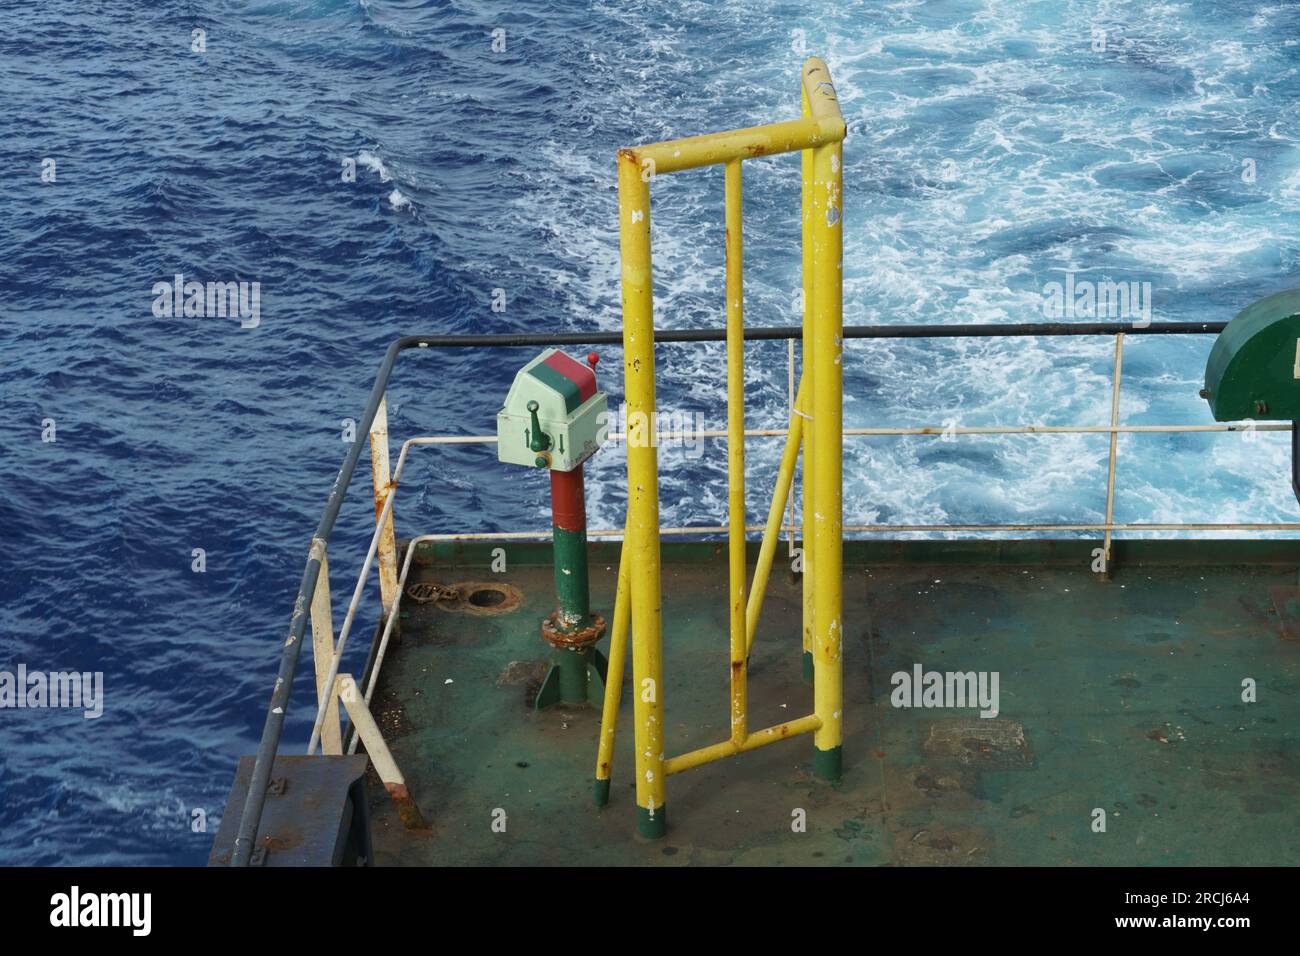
1203;288;1300;421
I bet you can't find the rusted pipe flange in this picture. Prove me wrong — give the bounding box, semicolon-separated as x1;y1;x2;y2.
541;612;606;650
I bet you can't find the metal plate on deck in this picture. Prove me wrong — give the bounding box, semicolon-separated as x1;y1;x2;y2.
208;754;371;867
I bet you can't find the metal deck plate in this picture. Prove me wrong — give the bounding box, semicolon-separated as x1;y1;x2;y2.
209;755;371;867
362;540;1300;866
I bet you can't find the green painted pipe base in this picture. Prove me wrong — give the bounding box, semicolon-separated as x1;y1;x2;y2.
801;650;814;684
593;778;611;807
636;804;667;839
813;744;842;782
534;645;609;710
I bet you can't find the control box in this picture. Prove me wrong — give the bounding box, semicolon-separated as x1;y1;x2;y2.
497;349;607;471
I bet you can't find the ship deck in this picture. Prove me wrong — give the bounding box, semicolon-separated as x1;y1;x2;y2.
362;539;1300;866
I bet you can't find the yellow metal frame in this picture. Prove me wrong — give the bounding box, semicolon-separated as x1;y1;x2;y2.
598;58;845;838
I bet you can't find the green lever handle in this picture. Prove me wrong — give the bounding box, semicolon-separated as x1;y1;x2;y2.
527;400;552;455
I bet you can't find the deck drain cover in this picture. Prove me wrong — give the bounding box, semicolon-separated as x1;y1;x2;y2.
437;581;523;616
469;587;507;608
405;581;459;605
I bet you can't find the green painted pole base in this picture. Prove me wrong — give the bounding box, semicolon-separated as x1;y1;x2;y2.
593;777;611;807
589;645;608;683
534;645;609;710
813;745;842;782
636;804;667;839
802;650;814;684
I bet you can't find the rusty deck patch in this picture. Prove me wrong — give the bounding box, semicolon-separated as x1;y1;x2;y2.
893;825;992;866
922;719;1035;770
1268;585;1300;642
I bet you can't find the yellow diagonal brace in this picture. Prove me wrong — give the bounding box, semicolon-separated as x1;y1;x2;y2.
745;377;807;655
593;537;630;805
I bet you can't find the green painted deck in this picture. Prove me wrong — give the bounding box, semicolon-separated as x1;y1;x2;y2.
363;539;1300;866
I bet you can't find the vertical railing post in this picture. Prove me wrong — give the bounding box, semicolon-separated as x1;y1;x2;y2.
1101;333;1126;579
724;159;748;746
804;57;844;782
787;339;797;556
370;395;400;620
308;538;343;755
799;78;817;685
618;148;667;838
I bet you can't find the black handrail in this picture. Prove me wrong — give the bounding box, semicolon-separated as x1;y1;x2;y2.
229;319;1226;864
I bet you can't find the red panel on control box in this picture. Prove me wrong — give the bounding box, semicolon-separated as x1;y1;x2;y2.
542;351;597;408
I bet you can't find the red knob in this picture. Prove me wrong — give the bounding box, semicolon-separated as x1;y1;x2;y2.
586;352;599;371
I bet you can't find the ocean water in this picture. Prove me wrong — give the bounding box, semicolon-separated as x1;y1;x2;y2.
1;0;1298;865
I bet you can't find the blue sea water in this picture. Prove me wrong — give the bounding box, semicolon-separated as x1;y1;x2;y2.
1;0;1298;864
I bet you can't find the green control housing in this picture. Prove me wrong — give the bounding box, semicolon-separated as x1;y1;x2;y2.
497;349;607;472
1203;289;1300;421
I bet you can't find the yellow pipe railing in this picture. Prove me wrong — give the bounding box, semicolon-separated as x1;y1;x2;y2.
805;57;845;779
602;56;845;839
725;159;749;747
628;115;845;176
664;714;822;776
616;147;668;837
799;79;818;683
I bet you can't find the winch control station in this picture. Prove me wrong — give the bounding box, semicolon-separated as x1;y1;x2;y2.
1203;288;1300;504
497;349;610;710
497;348;608;472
